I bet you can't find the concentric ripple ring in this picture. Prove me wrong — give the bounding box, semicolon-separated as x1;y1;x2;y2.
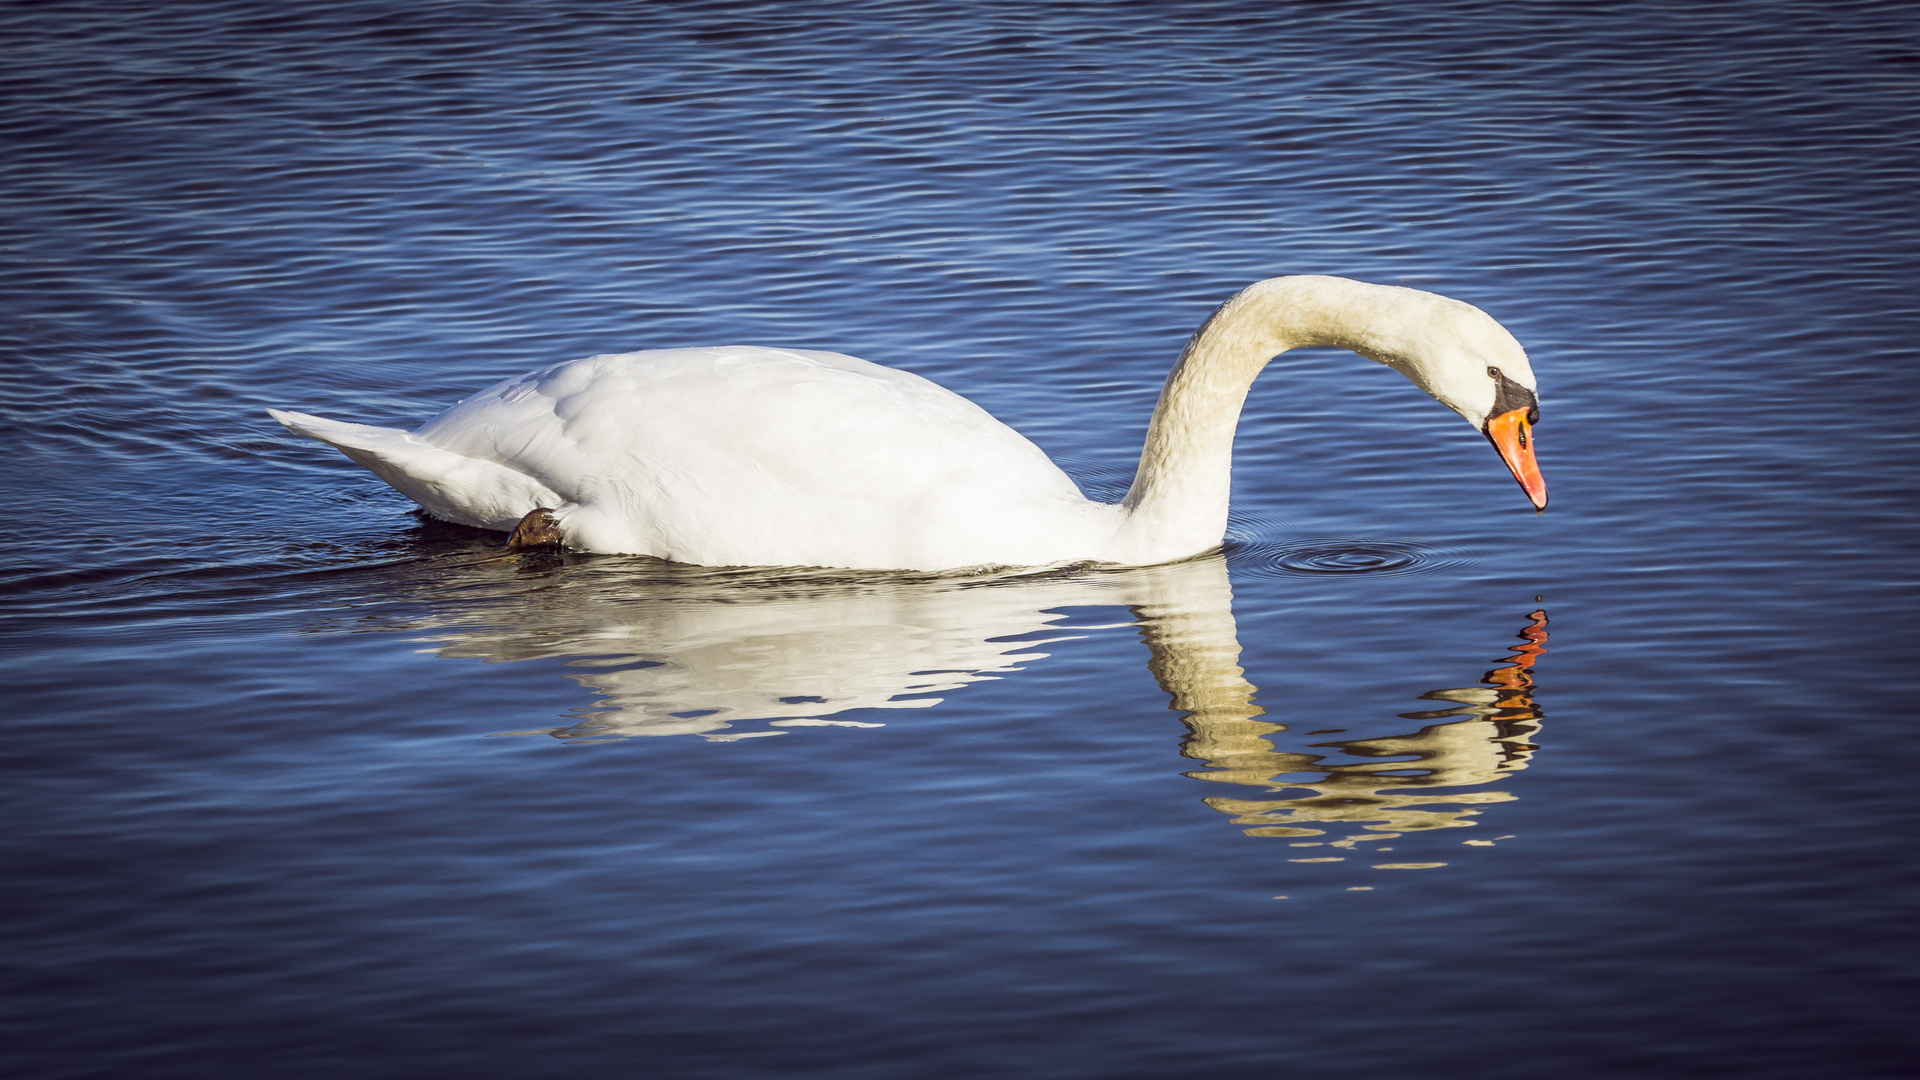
1234;537;1472;577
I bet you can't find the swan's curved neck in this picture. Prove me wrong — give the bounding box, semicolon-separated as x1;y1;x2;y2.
1113;276;1423;563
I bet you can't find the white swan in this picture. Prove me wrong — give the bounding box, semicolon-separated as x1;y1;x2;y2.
270;275;1545;571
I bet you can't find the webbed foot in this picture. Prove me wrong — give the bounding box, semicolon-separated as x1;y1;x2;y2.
506;507;564;551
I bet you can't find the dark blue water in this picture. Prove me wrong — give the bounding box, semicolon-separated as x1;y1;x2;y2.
4;2;1917;1077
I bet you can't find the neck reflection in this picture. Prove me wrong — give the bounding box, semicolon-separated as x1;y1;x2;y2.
1156;604;1548;847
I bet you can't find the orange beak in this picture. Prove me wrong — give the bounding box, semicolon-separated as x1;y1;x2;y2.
1484;408;1548;510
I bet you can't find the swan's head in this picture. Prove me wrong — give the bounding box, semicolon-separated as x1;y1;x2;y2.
1345;285;1548;511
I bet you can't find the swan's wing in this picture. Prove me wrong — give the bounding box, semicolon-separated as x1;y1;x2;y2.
268;409;564;530
409;347;1099;566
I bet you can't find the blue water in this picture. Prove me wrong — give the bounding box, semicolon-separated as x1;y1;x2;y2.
4;1;1917;1076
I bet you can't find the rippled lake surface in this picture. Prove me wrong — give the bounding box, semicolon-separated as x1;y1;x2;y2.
4;2;1917;1076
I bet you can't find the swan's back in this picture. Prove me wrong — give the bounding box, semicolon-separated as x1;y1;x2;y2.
317;347;1110;569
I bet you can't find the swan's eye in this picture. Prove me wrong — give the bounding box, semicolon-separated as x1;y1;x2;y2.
1488;367;1500;379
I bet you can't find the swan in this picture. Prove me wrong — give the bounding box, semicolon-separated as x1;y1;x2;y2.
269;275;1544;571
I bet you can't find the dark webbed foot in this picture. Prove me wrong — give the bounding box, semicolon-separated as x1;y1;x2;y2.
506;507;564;551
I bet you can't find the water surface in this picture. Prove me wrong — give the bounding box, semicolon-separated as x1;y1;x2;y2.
3;2;1917;1077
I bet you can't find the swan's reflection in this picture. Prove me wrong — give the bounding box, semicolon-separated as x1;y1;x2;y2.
409;556;1161;742
369;548;1545;840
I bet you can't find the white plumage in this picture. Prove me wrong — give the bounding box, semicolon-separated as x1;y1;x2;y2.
274;345;1115;569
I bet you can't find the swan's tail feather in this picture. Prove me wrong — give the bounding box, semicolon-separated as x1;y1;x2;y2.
267;408;565;532
269;409;418;457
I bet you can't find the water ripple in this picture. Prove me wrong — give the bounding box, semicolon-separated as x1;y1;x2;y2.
1233;537;1477;578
